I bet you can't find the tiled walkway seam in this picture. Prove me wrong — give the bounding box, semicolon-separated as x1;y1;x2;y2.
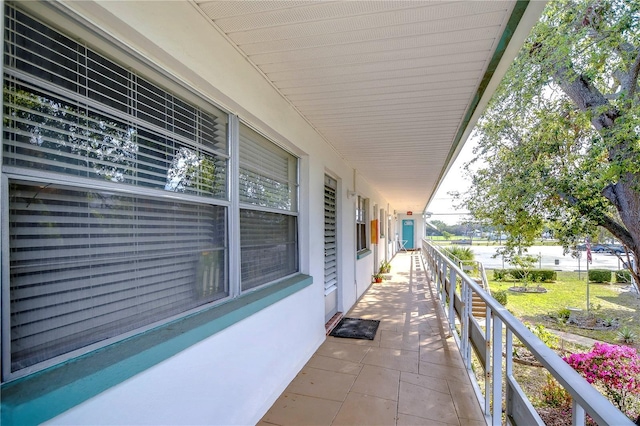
259;252;485;426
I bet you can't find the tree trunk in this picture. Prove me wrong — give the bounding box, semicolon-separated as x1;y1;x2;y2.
555;67;640;290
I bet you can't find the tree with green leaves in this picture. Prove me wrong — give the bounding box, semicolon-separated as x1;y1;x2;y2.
461;0;640;289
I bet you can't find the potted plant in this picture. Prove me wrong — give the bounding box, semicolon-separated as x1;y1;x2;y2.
373;272;384;283
380;260;391;274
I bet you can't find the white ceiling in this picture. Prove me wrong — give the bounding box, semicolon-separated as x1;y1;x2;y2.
195;1;540;213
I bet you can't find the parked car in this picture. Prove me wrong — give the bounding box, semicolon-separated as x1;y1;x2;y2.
574;243;610;253
607;244;629;255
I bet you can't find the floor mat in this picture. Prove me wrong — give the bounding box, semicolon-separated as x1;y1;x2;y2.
329;317;380;340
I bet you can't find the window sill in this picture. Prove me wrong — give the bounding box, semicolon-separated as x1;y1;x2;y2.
0;274;313;425
356;249;372;260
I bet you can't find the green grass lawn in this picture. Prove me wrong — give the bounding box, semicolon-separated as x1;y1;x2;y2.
488;271;640;346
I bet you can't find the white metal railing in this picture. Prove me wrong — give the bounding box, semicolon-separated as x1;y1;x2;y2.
421;239;633;426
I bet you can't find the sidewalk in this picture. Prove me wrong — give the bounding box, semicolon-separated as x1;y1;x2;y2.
549;329;602;349
259;252;484;425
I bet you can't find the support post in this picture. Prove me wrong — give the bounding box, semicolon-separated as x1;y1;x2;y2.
491;317;503;426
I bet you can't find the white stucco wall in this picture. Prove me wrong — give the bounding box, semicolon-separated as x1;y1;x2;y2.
47;286;322;426
37;1;396;424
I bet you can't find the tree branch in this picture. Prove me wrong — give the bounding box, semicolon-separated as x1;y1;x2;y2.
557;189;635;249
626;47;640;99
553;64;619;131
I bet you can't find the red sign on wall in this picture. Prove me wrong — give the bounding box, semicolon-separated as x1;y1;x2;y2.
407;211;413;215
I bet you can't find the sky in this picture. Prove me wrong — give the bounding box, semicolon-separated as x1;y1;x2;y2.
425;137;478;225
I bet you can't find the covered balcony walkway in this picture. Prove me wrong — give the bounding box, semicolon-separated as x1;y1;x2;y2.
259;251;484;425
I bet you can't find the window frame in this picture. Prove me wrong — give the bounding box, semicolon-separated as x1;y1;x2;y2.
356;195;368;254
238;122;300;292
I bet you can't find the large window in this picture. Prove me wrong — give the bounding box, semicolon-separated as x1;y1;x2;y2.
1;4;299;381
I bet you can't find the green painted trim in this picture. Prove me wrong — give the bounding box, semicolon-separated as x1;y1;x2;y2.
1;274;313;426
356;249;372;260
424;0;532;212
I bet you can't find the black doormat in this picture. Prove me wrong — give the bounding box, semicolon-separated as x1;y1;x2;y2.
329;317;380;340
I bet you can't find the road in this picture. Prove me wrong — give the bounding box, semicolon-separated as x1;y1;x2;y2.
466;245;628;272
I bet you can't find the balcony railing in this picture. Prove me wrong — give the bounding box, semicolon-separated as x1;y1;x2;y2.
421;239;633;426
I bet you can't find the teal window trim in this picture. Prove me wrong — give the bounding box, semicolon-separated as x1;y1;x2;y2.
0;274;313;426
356;249;372;260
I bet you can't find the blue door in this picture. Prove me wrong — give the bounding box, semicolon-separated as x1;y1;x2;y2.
402;220;414;250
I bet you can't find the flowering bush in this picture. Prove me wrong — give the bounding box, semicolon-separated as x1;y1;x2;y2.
563;342;640;420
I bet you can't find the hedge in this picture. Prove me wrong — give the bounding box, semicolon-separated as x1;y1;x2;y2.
493;269;557;282
588;269;612;283
493;269;507;281
615;270;632;283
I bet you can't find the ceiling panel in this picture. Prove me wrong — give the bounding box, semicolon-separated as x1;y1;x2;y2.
195;0;523;213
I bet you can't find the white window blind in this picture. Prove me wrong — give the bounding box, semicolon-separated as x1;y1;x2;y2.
324;176;337;293
239;124;298;290
356;196;368;252
3;6;228;199
239;125;297;211
8;181;228;372
239;210;298;291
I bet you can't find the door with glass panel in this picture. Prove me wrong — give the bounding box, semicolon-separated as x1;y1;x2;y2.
324;175;338;322
402;219;415;250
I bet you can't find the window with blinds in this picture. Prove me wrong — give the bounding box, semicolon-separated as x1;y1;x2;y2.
239;124;298;291
3;6;228;199
8;181;227;372
356;196;368;252
2;4;231;377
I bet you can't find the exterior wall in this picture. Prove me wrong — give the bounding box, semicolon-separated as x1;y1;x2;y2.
46;287;322;426
1;2;396;424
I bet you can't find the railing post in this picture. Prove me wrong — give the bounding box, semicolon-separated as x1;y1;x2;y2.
440;261;447;306
432;253;438;289
505;329;513;420
484;308;492;417
448;267;456;329
460;279;469;366
434;257;442;300
491;316;503;426
440;259;447;307
572;401;586;426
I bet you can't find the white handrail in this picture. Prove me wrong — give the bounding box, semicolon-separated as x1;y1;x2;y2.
421;238;633;426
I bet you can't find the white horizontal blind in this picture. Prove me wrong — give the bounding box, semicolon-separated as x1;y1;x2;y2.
8;181;228;372
239;210;298;291
239;124;298;290
239;125;297;211
3;5;228;199
356;196;367;252
324;176;337;293
2;4;231;376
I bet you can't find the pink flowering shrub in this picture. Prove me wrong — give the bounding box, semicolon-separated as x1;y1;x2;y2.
563;342;640;420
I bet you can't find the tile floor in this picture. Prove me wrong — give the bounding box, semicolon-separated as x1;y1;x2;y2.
259;252;486;426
